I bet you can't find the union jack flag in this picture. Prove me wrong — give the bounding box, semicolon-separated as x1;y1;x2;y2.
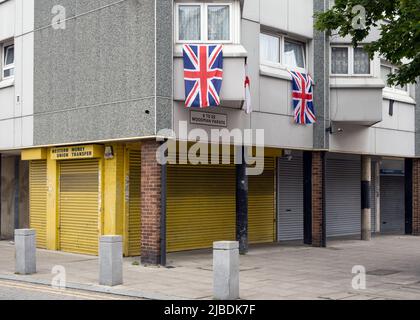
290;70;316;125
183;44;223;108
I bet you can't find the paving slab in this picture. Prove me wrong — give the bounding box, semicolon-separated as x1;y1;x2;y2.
1;235;420;300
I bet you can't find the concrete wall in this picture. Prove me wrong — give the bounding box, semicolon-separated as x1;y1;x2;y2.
33;0;173;145
0;0;15;40
0;155;29;239
0;0;34;150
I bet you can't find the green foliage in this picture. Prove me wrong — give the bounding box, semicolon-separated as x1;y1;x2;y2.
315;0;420;86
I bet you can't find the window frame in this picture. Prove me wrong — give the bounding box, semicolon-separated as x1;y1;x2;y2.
260;31;307;73
175;2;235;44
381;61;409;95
330;44;373;77
2;41;14;81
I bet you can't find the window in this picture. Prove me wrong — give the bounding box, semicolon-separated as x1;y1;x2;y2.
381;63;408;93
331;45;371;76
260;33;279;63
260;32;306;71
176;3;234;43
331;47;348;74
2;43;14;80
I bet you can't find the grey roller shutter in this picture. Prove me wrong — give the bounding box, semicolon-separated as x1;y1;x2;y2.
326;157;361;237
380;176;405;234
277;156;304;241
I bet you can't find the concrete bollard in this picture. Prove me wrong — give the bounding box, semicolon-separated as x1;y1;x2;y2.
15;229;36;275
213;241;239;300
99;235;123;286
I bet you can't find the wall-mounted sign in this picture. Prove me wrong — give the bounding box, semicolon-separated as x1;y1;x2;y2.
190;111;227;127
51;145;103;160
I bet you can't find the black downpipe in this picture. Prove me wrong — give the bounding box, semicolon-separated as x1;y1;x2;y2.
303;151;312;245
236;146;248;255
405;159;413;235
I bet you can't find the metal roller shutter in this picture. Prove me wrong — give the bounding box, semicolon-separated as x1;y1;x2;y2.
29;160;47;249
326;157;361;237
59;159;100;255
167;164;236;252
128;149;141;256
167;158;276;252
277;156;304;241
249;158;276;243
380;176;405;234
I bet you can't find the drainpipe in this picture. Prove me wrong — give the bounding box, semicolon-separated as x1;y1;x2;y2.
236;145;248;255
361;156;372;241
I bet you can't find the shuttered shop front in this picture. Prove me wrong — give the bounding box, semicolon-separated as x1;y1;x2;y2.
167;158;276;252
127;149;141;256
249;158;276;243
29;160;47;249
277;155;304;241
380;175;405;234
59;159;100;255
326;156;361;237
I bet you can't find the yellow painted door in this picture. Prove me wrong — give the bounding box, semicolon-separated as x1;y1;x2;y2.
127;149;141;256
249;157;276;243
29;160;47;249
167;164;236;252
59;159;100;255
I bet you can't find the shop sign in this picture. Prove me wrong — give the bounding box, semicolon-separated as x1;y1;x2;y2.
51;145;103;160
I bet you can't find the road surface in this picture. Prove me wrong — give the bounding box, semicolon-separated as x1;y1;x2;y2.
0;279;138;300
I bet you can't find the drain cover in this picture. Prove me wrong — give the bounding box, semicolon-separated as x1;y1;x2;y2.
367;269;400;276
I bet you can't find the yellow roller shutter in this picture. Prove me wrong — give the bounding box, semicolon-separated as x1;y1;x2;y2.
128;149;141;256
59;159;100;255
167;164;236;252
29;160;47;249
249;157;276;243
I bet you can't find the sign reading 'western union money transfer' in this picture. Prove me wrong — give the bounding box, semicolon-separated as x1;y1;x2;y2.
50;145;103;160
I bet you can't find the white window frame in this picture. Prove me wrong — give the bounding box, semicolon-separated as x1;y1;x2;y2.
260;31;307;73
175;2;240;44
2;41;14;81
330;45;373;77
381;61;409;95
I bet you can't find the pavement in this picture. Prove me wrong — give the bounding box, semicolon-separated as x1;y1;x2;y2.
1;235;420;300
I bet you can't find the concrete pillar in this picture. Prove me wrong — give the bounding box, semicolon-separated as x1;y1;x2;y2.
236;146;248;255
312;151;326;247
141;140;162;265
15;229;36;275
361;156;371;241
213;241;239;300
412;159;420;235
99;235;123;286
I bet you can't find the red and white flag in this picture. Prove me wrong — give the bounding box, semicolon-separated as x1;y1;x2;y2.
243;63;252;114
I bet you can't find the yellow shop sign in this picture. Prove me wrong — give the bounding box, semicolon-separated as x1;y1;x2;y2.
50;145;103;160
